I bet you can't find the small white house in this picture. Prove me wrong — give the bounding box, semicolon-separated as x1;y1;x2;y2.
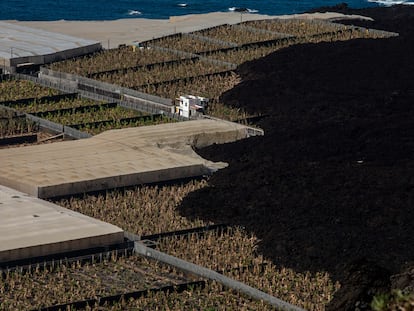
176;95;209;118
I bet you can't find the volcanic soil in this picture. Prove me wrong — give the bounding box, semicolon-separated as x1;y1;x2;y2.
179;5;414;310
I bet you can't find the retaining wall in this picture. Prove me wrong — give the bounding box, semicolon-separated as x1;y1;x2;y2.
38;68;174;112
0;101;92;139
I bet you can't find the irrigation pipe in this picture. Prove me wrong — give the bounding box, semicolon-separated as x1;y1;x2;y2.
134;241;305;311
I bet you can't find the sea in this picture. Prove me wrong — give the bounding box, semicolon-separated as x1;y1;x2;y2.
0;0;413;21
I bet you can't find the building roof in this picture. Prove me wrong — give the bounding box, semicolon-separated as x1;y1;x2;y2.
0;119;261;198
0;21;101;67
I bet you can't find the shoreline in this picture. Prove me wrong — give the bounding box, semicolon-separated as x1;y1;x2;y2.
5;11;373;48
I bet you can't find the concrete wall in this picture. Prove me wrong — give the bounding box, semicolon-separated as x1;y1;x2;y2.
38;164;210;198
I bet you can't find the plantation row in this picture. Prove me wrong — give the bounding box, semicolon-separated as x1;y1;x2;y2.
48;19;367;74
17;180;338;310
148;34;230;54
73;115;173;135
49;47;184;76
148;20;370;52
1;247;334;311
0;18;399;310
47;19;389;79
41;19;393;125
0;108;38;137
0;122;337;310
0;78;177;135
190;27;391;65
0;79;59;102
138;71;239;101
202;40;293;65
96;58;229;88
87;22;385;119
241;19;348;37
0;254;199;310
192;24;284;45
45;105;137;124
105;25;389;96
4;97;102;114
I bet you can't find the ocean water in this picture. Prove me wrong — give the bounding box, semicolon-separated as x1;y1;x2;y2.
0;0;413;21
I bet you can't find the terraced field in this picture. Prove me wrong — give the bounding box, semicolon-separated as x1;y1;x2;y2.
46;19;394;121
1;10;408;310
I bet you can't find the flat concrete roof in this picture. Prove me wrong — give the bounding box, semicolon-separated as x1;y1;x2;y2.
0;119;261;198
0;21;101;67
0;185;124;263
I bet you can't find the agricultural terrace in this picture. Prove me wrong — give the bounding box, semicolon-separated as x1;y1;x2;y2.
0;175;339;310
193;24;285;45
201;42;293;65
0;17;394;310
0;79;59;102
198;26;392;65
240;19;346;36
45;19;394;122
0;17;401;309
49;46;185;76
95;58;229;88
0;180;338;310
0;80;59;146
143;34;230;53
5;97;103;114
0;78;174;136
0;108;38;138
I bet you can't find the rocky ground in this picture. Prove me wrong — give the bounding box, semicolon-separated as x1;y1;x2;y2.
179;5;414;310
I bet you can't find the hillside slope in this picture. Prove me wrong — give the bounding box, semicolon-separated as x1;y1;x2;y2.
179;5;414;309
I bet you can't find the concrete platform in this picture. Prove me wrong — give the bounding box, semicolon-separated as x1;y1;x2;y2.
0;21;101;69
0;185;124;263
0;119;263;198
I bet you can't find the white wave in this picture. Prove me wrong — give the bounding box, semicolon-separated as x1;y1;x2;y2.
367;0;414;5
228;7;259;13
177;3;188;7
128;10;142;16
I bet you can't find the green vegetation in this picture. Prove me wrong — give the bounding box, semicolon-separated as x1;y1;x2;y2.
0;18;398;309
44;20;392;121
0;108;38;137
0;80;175;135
49;46;184;75
49;180;339;310
0;79;59;102
371;290;414;311
7;97;102;113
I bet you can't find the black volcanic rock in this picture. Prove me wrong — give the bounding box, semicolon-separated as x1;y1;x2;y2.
179;5;414;308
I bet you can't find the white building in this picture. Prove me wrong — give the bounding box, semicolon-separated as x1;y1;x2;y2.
176;95;209;118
